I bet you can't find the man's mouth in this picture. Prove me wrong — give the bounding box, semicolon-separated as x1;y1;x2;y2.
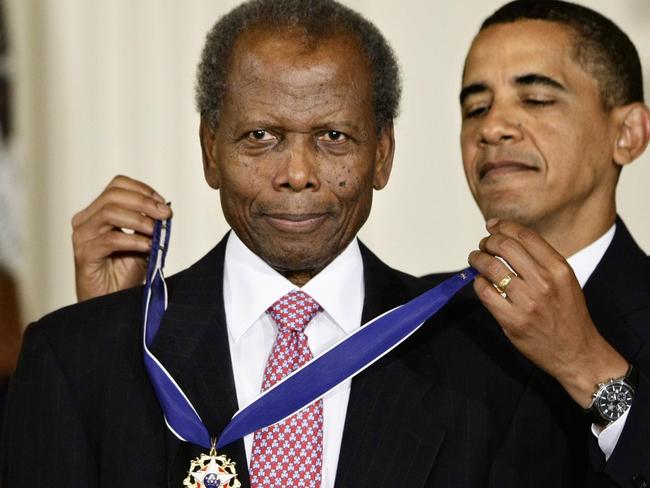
479;160;538;180
263;213;329;232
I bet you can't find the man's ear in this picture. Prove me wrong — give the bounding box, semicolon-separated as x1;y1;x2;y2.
612;102;650;167
200;117;221;189
373;119;395;190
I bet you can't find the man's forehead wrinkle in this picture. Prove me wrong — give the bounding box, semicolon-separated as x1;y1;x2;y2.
248;95;346;119
271;75;349;99
235;73;260;91
239;78;350;112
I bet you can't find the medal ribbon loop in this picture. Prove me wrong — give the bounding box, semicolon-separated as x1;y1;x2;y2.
143;218;477;450
142;217;211;448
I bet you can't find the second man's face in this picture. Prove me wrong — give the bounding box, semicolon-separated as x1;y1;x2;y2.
201;27;393;280
460;20;621;233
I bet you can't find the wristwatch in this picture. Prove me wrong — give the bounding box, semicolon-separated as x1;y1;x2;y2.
587;365;638;426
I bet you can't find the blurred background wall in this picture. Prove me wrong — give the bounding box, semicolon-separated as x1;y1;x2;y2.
3;0;650;323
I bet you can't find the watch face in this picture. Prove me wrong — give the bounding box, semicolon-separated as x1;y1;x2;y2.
596;382;634;422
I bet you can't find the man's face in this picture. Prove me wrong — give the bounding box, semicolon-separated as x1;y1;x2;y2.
460;20;620;232
201;28;393;281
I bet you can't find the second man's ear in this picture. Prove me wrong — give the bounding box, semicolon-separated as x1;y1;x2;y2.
200;117;221;190
612;103;650;167
373;120;395;190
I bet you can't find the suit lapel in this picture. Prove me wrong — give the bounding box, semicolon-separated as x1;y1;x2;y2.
583;219;650;363
335;244;446;487
149;236;250;487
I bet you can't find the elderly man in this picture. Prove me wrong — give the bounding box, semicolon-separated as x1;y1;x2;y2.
0;1;573;487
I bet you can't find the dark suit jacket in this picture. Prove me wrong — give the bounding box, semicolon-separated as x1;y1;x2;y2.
424;218;650;488
2;237;574;487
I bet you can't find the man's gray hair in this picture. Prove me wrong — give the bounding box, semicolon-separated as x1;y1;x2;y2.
196;0;401;131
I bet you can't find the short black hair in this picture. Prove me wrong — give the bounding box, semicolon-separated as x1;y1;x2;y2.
481;0;644;109
196;0;401;131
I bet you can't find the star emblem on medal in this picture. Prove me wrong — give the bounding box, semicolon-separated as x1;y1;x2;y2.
183;453;241;488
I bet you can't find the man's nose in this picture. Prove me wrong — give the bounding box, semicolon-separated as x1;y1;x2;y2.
479;102;523;145
273;137;320;192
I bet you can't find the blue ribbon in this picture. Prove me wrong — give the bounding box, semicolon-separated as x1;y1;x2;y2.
142;217;212;448
143;217;477;450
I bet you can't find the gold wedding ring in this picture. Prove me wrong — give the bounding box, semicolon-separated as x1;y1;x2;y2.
495;274;512;295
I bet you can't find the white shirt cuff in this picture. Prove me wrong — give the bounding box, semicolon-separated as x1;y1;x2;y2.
592;407;631;461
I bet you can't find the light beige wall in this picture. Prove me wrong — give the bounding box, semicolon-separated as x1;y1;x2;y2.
7;0;650;322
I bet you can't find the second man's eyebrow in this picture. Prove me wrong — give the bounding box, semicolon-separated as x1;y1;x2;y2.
459;83;488;105
459;73;566;106
516;73;566;91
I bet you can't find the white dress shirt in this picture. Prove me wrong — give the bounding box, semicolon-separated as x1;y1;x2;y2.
223;232;365;487
565;224;628;460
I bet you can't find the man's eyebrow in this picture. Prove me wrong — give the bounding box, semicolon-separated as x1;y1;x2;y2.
459;74;566;105
515;73;566;91
459;83;488;105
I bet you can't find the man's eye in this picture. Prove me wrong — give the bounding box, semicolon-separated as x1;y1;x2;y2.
246;130;275;141
464;105;489;119
319;131;348;143
525;98;554;106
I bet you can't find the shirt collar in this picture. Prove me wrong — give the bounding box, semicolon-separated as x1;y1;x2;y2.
223;232;364;343
566;224;616;288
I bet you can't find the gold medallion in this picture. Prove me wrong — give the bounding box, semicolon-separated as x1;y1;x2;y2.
183;438;240;488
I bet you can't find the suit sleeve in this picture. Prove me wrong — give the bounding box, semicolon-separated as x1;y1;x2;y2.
1;322;98;487
593;369;650;487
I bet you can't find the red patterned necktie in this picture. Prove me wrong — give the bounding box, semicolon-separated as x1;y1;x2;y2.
249;290;324;488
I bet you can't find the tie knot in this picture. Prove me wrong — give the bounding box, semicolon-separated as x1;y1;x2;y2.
267;290;322;333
